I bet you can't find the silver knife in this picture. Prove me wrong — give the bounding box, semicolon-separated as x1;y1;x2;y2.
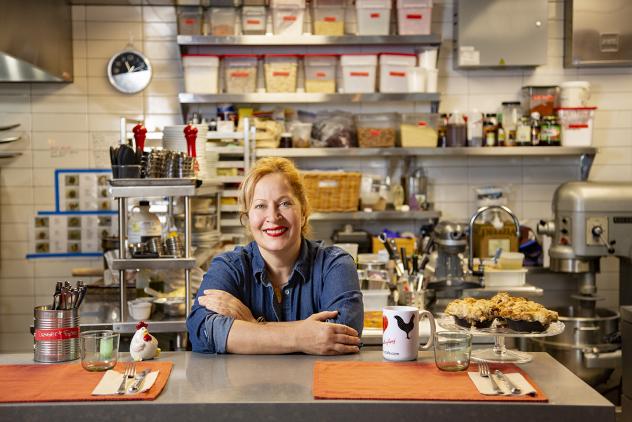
128;369;151;393
495;369;521;394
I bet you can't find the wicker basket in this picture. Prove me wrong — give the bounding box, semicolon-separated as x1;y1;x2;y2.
302;171;361;212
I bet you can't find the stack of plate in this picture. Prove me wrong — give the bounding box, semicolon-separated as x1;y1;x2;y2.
163;125;215;181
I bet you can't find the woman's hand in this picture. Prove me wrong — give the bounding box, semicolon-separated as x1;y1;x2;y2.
198;290;256;323
294;310;361;355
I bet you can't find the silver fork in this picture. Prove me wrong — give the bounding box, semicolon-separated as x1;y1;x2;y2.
478;361;502;394
117;362;136;395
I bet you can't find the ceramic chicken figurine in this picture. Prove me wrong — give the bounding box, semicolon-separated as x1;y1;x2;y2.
130;321;161;361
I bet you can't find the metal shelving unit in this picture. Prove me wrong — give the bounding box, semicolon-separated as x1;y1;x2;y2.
177;34;442;46
179;92;440;104
108;178;221;324
309;210;440;221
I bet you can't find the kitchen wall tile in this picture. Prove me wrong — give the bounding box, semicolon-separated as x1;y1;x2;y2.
1;205;33;224
433;201;470;220
592;129;632;147
145;95;181;115
0;95;30;113
31;132;90;151
522;165;580;184
73;20;87;40
589;164;632;182
86;6;142;22
88;95;143;114
89;113;143;132
150;59;182;79
143;6;177;23
32;187;55;207
522;201;553;220
591;92;632;111
593;147;632;166
31;78;89;96
143;41;180;60
467;93;521;113
593;110;632;129
0;278;34;297
90;132;121;150
521;156;579;168
0;260;34;279
468;166;523;185
0;152;34;170
0;113;31;133
145;78;182;96
86;22;142;41
0;169;33;187
0;315;33;333
86;58;110;78
73;40;87;59
425;166;468;185
428;184;468;203
73;59;88;78
522;184;559;201
1;224;28;242
32;96;88;114
144;22;177;40
33;150;91;169
144;114;183;131
468;75;522;95
0;83;30;95
596;272;619;291
87;77;121;95
86;40;131;59
1;187;34;206
601;256;620;273
0;242;29;260
438;76;468;95
437;94;469;114
0;333;34;353
32;114;88;132
467;156;522;168
72;5;86;21
33;260;87;278
90;150;113;169
547;0;564;20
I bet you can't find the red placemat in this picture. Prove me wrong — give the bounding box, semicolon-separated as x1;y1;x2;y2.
0;361;173;403
313;361;548;402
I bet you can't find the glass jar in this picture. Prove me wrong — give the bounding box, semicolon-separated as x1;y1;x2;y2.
541;116;561;146
516;117;531;146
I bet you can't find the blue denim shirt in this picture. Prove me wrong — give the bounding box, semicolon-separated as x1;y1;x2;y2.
186;238;364;354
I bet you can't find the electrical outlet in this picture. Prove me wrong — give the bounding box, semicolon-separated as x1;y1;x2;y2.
586;216;608;246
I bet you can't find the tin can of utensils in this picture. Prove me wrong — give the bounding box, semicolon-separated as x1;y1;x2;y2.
33;306;80;362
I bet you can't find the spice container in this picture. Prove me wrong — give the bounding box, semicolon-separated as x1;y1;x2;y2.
521;85;559;117
264;55;298;92
177;7;203;35
312;0;345;35
340;54;378;93
379;53;416;93
400;113;439;147
208;7;237;36
241;6;267;35
304;54;337;93
224;55;258;94
356;0;391;35
271;0;306;36
355;113;398;148
396;0;432;35
182;55;220;94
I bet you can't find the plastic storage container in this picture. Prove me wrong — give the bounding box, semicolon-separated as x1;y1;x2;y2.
177;7;203;35
522;85;559;117
241;6;267;35
304;55;337;93
400;113;439;147
560;81;591;107
223;55;258;94
356;0;391;35
379;53;416;93
264;55;299;93
312;0;345;35
557;107;597;146
355;113;399;147
340;54;378;93
362;289;390;310
182;55;220;94
497;251;524;269
271;0;306;36
484;268;527;287
397;0;432;35
208;7;237;36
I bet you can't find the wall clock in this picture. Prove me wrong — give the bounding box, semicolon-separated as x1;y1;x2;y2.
107;49;152;94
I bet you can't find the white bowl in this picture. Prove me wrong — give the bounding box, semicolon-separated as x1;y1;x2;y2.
127;300;152;321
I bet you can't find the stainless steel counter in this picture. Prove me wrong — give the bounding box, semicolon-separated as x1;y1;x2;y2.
0;351;614;422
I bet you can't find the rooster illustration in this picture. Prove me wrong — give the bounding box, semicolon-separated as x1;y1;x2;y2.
394;315;416;339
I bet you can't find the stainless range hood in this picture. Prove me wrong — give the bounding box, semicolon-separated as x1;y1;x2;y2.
0;0;73;82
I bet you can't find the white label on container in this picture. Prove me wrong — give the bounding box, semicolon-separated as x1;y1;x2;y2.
459;46;480;66
318;180;338;188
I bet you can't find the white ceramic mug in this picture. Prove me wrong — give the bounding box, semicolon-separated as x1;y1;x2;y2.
382;306;436;361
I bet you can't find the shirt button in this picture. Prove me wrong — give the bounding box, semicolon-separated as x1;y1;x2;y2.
284;290;290;295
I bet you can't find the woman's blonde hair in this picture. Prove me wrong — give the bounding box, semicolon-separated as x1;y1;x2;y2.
238;157;311;237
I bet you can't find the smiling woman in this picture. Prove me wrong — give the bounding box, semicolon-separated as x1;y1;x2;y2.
186;157;364;356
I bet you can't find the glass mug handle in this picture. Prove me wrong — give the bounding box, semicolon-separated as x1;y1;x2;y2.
418;310;436;351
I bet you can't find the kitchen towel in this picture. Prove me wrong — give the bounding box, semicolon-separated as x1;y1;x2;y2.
468;371;537;396
313;361;548;402
91;369;159;395
0;361;173;403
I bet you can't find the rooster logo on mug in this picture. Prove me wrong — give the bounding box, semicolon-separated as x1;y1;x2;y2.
394;315;415;339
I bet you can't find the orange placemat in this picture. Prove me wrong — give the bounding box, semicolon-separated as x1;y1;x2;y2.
0;361;173;403
313;361;548;402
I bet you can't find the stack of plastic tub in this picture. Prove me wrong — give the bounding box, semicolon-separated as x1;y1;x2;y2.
304;55;337;93
355;0;391;35
182;55;220;94
223;55;258;94
379;53;416;93
312;0;346;35
271;0;306;36
340;54;378;93
396;0;432;35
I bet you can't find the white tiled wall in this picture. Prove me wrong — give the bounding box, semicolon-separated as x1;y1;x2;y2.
0;0;629;352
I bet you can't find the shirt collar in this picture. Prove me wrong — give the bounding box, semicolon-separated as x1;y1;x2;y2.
251;238;311;286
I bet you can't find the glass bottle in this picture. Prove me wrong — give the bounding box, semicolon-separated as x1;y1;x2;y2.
497;121;506;147
437;114;448;147
530;111;541;146
446;111;467;147
516;117;531;146
484;114;497;147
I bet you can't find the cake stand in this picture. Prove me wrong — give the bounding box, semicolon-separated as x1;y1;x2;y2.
437;315;565;364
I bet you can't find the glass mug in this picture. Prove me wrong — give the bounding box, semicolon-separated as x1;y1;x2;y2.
434;331;472;372
80;330;120;372
382;306;436;361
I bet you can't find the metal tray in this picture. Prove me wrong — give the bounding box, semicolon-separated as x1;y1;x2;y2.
109;178;201;187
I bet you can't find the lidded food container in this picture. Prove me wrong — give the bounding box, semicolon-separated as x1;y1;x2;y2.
312;0;346;35
557;106;597;146
177;7;203;35
182;54;220;94
242;6;267;34
271;0;306;36
356;0;391;35
304;54;337;93
396;0;432;35
521;85;559;117
208;7;237;36
355;113;399;147
224;55;258;93
340;54;378;93
400;113;439;147
560;81;591;107
379;53;416;93
264;54;299;93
